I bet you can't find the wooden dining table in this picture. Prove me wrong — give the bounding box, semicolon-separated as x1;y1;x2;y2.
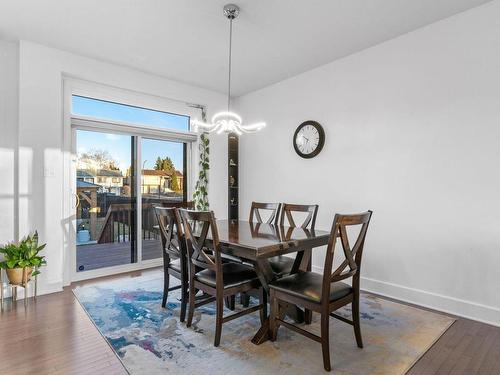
213;219;331;345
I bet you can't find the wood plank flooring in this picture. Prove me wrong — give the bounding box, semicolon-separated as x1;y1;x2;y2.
1;269;499;375
0;284;126;374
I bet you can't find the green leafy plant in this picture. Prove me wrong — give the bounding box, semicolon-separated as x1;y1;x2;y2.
0;231;46;277
193;107;210;210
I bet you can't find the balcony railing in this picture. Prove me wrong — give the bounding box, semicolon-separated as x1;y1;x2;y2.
96;201;193;244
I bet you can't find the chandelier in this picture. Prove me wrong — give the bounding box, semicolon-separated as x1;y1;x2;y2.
192;4;266;135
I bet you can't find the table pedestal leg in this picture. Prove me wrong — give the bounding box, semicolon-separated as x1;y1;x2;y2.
250;258;306;344
251;319;270;345
250;259;274;344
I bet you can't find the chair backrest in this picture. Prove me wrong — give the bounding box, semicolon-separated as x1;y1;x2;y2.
280;203;319;229
321;211;373;303
154;207;185;260
249;202;281;225
179;209;223;283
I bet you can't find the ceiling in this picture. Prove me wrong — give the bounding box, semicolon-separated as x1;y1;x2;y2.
0;0;492;96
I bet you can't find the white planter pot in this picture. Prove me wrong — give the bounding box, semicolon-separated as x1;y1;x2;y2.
77;230;90;243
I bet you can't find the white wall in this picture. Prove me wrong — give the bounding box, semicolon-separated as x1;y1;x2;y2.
235;1;500;326
9;41;227;294
0;40;19;244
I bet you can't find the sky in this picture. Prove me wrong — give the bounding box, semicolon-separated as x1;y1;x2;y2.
73;96;188;172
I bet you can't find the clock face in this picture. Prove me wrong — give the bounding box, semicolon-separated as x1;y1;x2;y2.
293;121;325;158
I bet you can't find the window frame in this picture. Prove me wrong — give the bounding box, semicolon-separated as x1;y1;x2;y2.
63;78;200;283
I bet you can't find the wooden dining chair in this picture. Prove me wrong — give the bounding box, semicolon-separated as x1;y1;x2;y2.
240;201;282;306
179;209;267;347
268;203;319;323
249;201;281;225
154;207;189;322
268;203;319;277
269;211;373;372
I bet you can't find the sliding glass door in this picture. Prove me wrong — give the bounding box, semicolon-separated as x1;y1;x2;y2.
75;130;137;272
141;138;186;261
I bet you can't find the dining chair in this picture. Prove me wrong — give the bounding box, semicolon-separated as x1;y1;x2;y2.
268;203;319;277
239;201;282;307
249;201;281;225
269;211;373;372
179;209;267;347
154;206;189;322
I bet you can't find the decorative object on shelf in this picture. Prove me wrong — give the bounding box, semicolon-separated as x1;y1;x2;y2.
293;120;326;159
0;231;46;309
191;4;266;135
192;106;210;211
228;133;239;220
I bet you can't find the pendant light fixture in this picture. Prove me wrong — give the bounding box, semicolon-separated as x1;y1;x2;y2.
192;4;266;135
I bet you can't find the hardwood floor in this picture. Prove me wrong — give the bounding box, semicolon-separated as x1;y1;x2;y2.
407;318;500;375
1;269;499;375
0;284;126;375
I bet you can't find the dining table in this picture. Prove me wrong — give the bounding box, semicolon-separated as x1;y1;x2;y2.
213;219;331;345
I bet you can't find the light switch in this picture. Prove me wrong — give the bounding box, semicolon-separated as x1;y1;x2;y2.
44;167;55;177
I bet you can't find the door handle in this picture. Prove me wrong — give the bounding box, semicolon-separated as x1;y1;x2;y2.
74;193;80;209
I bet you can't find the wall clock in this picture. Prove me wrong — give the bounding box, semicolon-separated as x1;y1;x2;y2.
293;120;325;158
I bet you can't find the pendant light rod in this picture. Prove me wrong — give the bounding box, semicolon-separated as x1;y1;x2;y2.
227;17;233;112
191;4;265;135
224;4;239;112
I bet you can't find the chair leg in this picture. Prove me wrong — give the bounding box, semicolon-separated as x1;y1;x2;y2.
186;280;196;328
179;278;188;323
241;292;250;307
352;293;363;348
214;294;224;347
224;295;235;310
269;289;279;341
162;271;170;308
321;312;331;371
259;287;267;325
304;254;313;324
304;309;313;324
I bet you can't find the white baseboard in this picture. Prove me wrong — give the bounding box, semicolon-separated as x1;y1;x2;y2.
311;265;500;327
1;280;62;300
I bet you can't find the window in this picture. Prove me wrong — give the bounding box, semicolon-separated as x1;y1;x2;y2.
72;95;190;131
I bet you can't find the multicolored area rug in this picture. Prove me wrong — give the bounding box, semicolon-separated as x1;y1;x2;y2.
73;271;454;375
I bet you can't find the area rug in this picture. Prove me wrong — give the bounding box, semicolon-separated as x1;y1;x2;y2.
73;271;454;375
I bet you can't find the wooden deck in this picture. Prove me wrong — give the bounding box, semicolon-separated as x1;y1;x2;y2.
76;239;162;272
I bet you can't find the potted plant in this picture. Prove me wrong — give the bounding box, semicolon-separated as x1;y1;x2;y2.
0;231;46;286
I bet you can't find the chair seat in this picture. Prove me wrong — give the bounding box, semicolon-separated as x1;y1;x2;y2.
168;258;182;273
195;263;259;289
268;255;294;276
269;271;352;303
